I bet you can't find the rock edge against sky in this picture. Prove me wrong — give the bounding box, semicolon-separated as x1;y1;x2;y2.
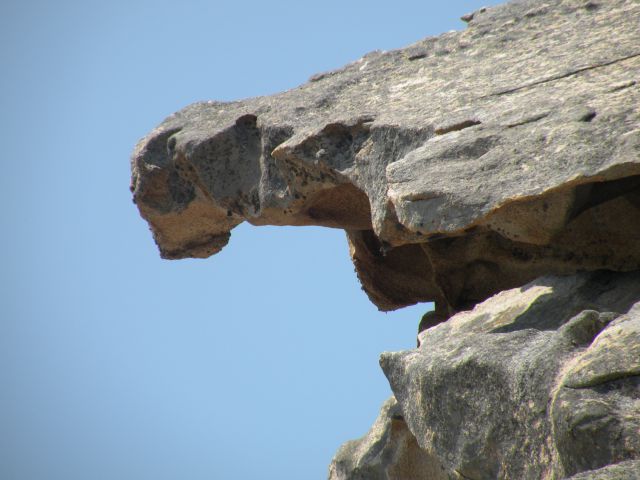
131;0;640;478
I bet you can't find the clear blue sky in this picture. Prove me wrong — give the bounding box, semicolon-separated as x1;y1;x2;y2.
1;1;496;478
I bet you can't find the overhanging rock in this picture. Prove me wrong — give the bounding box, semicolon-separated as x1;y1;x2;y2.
131;0;640;479
131;0;640;315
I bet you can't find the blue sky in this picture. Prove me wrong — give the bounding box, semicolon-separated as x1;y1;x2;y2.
2;1;496;478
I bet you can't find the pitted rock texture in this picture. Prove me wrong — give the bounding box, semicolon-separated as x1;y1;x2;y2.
131;0;640;314
377;271;640;480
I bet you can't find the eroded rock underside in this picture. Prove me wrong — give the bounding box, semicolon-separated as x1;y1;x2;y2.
131;0;640;478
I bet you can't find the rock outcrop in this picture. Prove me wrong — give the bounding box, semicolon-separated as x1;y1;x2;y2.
330;272;640;479
131;0;640;317
131;0;640;478
377;272;640;480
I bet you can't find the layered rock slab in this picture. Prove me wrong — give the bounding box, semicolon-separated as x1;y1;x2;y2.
372;271;640;479
131;0;640;313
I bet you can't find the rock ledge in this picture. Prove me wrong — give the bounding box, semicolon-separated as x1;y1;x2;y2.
131;0;640;478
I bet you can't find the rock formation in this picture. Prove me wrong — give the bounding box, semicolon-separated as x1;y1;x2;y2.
131;0;640;478
377;272;639;479
330;272;640;479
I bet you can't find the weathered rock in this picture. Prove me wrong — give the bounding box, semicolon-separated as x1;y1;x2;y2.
379;271;640;479
131;0;640;478
131;0;640;314
566;460;640;480
328;397;446;480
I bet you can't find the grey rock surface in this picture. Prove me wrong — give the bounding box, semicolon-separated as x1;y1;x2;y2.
566;460;640;479
379;271;640;479
328;397;446;480
131;0;640;313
